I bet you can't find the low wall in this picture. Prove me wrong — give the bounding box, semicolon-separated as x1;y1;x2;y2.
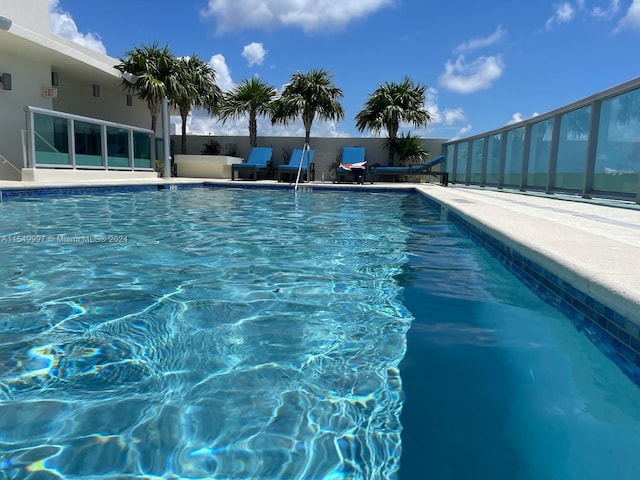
21;168;158;182
171;136;448;182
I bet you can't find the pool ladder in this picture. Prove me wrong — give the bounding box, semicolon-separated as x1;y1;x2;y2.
294;143;311;193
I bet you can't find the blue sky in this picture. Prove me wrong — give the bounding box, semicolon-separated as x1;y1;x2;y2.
49;0;640;140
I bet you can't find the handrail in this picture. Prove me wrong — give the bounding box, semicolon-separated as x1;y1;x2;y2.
24;105;154;135
294;143;310;192
0;153;21;174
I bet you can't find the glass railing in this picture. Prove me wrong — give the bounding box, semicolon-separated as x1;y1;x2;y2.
443;76;640;203
24;106;155;171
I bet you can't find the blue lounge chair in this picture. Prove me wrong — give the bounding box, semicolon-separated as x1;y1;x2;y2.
370;155;448;186
335;146;367;184
277;148;315;183
231;147;273;180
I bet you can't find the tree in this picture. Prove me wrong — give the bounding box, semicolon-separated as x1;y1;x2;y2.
271;69;345;145
217;77;277;148
173;55;222;154
387;132;430;166
355;77;432;165
115;42;177;134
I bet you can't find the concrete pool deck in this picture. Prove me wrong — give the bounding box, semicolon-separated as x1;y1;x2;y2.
1;176;638;327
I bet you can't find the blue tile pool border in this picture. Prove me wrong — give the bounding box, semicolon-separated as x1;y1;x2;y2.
416;192;640;384
0;182;412;201
0;183;208;200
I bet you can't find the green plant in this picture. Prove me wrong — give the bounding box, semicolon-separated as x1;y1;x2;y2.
201;138;221;155
386;133;430;166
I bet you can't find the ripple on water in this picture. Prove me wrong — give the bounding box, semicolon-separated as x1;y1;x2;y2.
0;189;416;479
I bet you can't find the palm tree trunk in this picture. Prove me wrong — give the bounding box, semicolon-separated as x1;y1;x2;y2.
303;111;313;145
149;101;160;133
249;111;257;148
180;108;189;154
181;115;188;154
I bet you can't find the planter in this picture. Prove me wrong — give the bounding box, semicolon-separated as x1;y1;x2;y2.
175;155;242;179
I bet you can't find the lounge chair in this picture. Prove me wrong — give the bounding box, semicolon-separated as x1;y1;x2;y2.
231;147;273;180
335;146;367;184
277;148;315;183
369;155;448;186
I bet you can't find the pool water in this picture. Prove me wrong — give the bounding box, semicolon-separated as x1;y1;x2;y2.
0;188;639;479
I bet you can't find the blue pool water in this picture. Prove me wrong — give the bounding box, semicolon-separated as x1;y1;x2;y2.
0;188;640;479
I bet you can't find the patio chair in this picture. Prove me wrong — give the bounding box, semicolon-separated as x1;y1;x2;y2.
277;148;315;183
231;147;273;180
369;155;448;186
335;146;367;184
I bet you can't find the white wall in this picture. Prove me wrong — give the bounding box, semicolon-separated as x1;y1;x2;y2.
52;77;152;131
1;0;49;32
0;50;54;179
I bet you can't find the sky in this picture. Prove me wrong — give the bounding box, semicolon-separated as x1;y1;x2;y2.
47;0;640;141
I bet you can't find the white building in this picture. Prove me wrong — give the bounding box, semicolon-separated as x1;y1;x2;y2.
0;0;162;181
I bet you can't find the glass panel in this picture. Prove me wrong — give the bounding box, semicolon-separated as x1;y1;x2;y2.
445;144;454;174
555;106;591;190
485;134;502;186
470;138;484;184
107;127;130;168
593;88;640;194
133;132;152;169
526;119;553;189
74;121;103;167
454;142;468;183
34;113;70;165
504;127;524;186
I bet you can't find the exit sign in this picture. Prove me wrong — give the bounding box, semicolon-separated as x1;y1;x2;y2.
42;87;58;98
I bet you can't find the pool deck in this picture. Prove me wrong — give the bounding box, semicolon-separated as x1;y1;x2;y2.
1;177;639;327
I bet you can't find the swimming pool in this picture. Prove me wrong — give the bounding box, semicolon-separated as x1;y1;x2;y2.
1;188;639;479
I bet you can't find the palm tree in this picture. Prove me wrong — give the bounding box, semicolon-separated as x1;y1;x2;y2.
387;132;430;166
115;41;177;134
173;55;222;154
271;69;345;145
217;77;277;148
355;77;432;165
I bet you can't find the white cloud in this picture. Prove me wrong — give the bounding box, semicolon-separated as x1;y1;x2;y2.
507;112;525;125
616;0;640;31
544;1;622;29
208;54;234;91
200;0;394;34
506;111;540;126
545;2;576;30
242;42;267;67
48;0;107;54
454;25;506;53
456;124;473;137
591;0;620;19
183;109;348;138
438;55;505;94
442;108;467;125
